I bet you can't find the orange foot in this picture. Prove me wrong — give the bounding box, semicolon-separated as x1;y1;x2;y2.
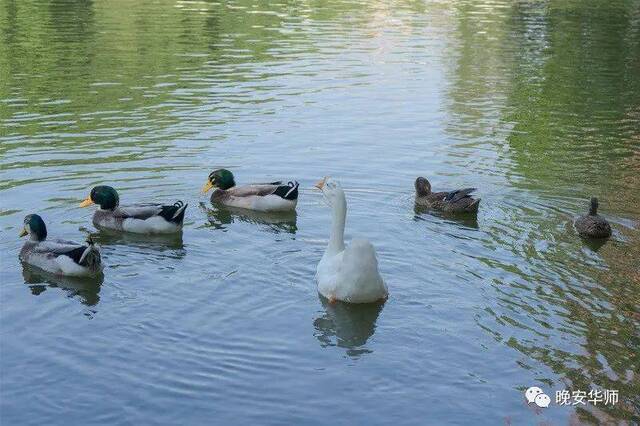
328;295;337;304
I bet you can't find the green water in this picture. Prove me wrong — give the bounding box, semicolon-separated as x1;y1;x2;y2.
1;0;639;424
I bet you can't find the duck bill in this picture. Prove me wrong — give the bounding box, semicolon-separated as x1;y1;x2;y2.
79;197;94;208
19;227;28;237
314;177;327;190
201;181;215;194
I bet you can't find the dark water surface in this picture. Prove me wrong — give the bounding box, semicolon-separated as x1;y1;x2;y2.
1;1;639;424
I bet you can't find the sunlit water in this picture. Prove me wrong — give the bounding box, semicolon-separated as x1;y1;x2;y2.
1;1;639;424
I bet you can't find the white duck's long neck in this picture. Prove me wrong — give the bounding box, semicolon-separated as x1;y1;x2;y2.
328;191;346;254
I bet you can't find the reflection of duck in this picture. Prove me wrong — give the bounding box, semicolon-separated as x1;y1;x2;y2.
79;185;187;234
201;203;297;234
414;177;480;213
202;169;299;212
582;237;608;253
414;205;480;230
22;265;103;306
313;296;384;358
87;228;185;252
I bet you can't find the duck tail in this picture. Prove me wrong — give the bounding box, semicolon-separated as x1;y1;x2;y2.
466;198;481;213
79;239;102;269
278;181;300;201
286;181;299;200
165;201;188;224
273;181;299;200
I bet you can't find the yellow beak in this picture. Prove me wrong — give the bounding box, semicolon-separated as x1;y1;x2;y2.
79;197;94;208
19;226;28;237
201;180;214;194
314;177;327;190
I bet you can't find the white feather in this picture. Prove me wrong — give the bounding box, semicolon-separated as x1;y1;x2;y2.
122;216;181;234
252;195;297;212
23;252;61;274
55;255;91;276
22;247;99;277
223;194;297;212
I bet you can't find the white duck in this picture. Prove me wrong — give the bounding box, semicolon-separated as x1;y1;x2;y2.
314;177;388;304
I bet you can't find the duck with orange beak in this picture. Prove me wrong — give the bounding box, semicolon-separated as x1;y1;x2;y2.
18;214;102;276
202;169;299;212
79;185;187;234
314;176;388;304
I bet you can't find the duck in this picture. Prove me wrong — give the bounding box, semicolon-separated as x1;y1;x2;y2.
414;176;480;213
79;185;187;234
314;177;388;304
575;197;612;238
202;169;299;212
19;214;102;277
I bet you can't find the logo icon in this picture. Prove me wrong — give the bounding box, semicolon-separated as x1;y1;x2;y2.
525;386;550;408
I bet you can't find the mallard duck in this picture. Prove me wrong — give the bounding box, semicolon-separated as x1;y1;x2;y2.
19;214;102;277
575;197;611;238
202;169;299;212
314;177;388;304
414;177;480;213
79;186;187;234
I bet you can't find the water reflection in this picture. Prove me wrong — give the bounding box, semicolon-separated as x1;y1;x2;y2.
83;229;187;268
201;203;297;234
87;228;185;252
313;296;384;358
579;236;609;253
446;1;640;421
22;265;103;307
1;0;639;423
413;205;479;230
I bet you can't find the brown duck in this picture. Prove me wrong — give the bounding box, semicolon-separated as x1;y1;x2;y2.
414;177;480;213
575;197;611;238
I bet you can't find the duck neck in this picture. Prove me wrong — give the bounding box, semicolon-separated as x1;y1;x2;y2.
30;233;45;242
328;193;346;254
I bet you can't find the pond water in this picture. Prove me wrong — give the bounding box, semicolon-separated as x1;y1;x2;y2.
1;0;639;424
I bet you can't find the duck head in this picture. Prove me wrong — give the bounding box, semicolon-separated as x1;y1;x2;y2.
80;186;119;210
314;177;345;207
589;197;599;215
202;169;236;193
415;177;432;196
20;214;47;241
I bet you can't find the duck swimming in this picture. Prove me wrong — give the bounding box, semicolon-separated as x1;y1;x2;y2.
414;177;480;213
79;186;187;234
202;169;299;212
314;177;388;304
19;214;102;277
575;197;612;239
